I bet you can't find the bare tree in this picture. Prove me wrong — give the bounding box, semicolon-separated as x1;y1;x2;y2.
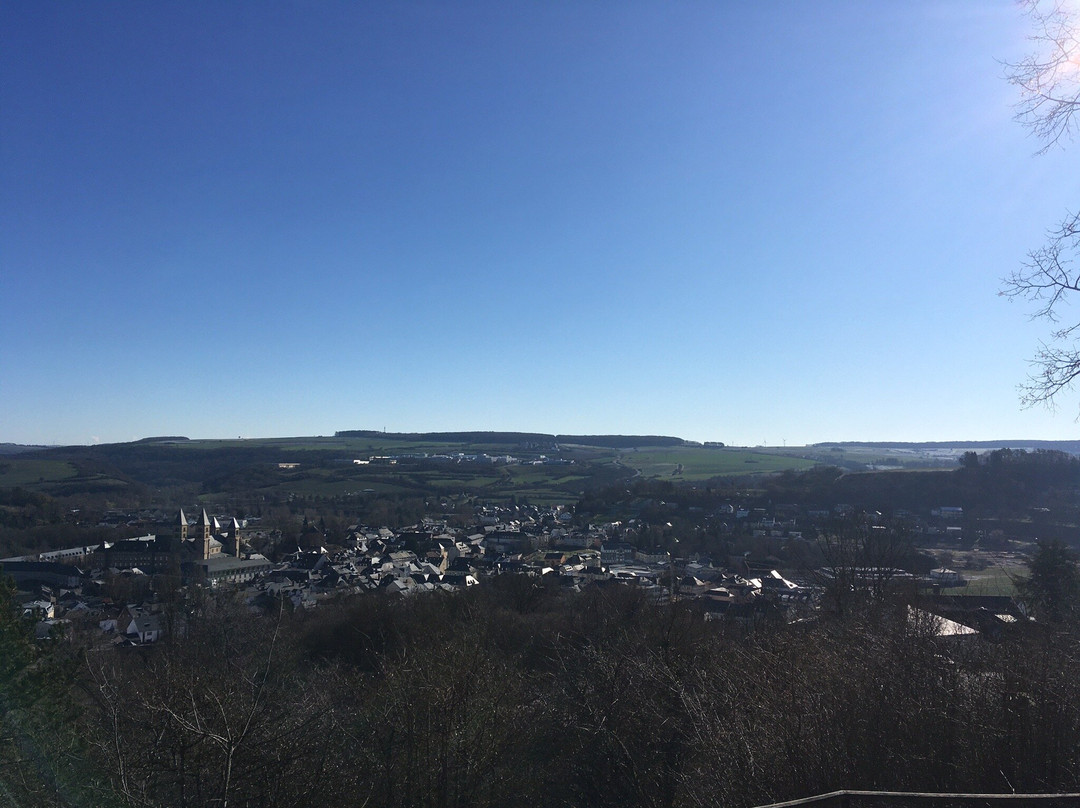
1003;210;1080;407
83;596;354;808
817;514;914;619
1006;0;1080;151
1002;1;1080;409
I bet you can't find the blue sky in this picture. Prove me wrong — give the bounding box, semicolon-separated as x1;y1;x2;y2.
2;2;1077;446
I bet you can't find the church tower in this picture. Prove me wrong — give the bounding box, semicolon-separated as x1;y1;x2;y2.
231;517;243;558
200;509;212;560
177;508;188;541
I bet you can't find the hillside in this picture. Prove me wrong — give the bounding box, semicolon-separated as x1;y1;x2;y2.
0;433;813;508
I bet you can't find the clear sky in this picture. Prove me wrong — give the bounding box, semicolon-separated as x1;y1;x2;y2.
2;2;1077;447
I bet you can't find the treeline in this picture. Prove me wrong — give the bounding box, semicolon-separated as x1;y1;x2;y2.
817;439;1080;452
6;580;1080;807
580;449;1080;525
558;433;685;448
335;429;686;448
828;448;1080;517
336;429;558;443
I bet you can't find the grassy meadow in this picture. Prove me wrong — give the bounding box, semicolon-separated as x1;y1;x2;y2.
617;446;817;480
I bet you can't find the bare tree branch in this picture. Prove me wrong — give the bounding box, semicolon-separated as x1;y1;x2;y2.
1002;1;1080;412
1002;211;1080;322
1020;340;1080;407
1004;0;1080;153
1002;211;1080;410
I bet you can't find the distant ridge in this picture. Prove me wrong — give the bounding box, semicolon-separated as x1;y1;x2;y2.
133;436;190;444
814;439;1080;453
0;443;52;455
557;434;685;448
334;430;685;448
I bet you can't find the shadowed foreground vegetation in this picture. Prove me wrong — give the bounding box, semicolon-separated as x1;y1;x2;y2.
5;578;1080;807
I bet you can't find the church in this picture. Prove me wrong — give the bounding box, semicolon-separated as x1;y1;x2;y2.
98;508;272;586
175;507;244;560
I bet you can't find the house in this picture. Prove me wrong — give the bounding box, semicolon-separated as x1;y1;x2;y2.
909;606;978;641
99;608;123;634
125;608;163;644
20;599;55;619
600;542;635;565
929;568;966;587
634;547;668;565
760;569;810;601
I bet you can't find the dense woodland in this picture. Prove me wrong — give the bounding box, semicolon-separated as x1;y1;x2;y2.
5;568;1080;807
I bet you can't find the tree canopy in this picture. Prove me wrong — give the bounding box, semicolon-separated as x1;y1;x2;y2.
1018;538;1080;623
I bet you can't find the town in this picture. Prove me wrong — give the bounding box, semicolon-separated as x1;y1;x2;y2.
0;491;1027;646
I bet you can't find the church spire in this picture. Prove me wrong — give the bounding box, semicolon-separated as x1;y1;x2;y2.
231;518;243;558
199;509;212;559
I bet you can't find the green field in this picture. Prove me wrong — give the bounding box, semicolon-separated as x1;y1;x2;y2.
232;457;600;504
182;435;551;456
958;560;1027;597
617;446;817;480
0;459;79;487
927;550;1028;598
